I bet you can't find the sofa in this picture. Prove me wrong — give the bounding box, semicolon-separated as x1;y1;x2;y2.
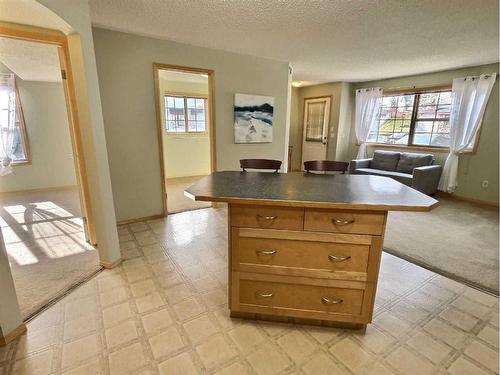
349;150;442;195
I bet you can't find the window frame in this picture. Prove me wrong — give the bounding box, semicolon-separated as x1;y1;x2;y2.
164;92;208;134
368;86;454;151
366;85;482;154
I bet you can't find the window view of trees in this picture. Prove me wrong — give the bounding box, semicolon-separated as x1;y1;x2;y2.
368;90;451;147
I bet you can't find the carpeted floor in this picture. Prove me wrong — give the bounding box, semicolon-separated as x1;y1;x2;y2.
0;188;100;320
166;175;212;214
385;195;499;295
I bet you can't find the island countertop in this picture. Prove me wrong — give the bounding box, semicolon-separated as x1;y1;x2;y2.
184;171;438;212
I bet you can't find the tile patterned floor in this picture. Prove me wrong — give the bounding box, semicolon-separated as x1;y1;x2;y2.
1;207;498;375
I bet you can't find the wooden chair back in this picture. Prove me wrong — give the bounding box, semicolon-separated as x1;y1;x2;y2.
304;160;349;174
240;159;282;172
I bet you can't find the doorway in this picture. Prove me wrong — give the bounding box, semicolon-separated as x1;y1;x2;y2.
153;64;216;215
301;96;331;168
0;33;98;320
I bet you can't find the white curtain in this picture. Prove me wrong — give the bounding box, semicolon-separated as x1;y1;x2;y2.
438;74;496;192
355;87;382;159
0;73;17;176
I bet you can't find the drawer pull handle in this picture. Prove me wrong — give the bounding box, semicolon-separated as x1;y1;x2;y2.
255;291;274;298
331;218;355;226
256;214;277;221
328;254;351;262
321;297;343;305
256;249;277;255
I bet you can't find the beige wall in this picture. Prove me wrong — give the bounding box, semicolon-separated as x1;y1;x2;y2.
93;27;290;222
0;75;77;193
159;78;211;179
349;63;499;203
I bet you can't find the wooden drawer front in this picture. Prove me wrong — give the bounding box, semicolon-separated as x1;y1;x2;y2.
304;209;385;235
235;230;370;277
230;205;304;230
239;279;364;316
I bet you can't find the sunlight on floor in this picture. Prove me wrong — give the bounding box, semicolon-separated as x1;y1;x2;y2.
2;201;94;265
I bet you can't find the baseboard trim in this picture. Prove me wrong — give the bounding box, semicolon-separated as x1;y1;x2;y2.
0;185;78;196
100;258;122;269
437;192;499;207
117;214;165;225
0;323;27;346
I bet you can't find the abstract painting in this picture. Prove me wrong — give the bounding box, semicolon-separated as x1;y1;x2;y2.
234;93;274;143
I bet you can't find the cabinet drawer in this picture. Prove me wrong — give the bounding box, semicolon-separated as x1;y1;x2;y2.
238;277;364;316
304;209;385;235
233;228;370;279
230;205;304;230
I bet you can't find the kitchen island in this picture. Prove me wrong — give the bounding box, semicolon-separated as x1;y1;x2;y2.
185;171;438;329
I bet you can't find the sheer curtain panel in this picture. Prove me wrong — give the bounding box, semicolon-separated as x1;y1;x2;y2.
438;74;496;193
0;73;16;176
355;87;382;159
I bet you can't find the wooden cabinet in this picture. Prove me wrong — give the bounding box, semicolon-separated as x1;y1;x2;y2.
228;204;387;329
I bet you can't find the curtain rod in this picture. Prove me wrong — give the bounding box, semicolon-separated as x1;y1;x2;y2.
462;73;498;81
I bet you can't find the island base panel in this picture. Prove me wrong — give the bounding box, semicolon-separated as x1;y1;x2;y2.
228;203;386;329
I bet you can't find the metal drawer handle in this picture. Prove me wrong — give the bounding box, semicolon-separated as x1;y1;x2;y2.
256;214;277;221
331;218;355;226
255;291;274;298
321;297;343;305
328;254;351;262
256;249;277;255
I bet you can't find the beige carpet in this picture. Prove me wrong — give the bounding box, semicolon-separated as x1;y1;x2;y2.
385;195;499;294
167;175;212;214
0;188;100;320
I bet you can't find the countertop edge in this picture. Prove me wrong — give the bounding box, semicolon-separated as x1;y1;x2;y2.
184;191;439;212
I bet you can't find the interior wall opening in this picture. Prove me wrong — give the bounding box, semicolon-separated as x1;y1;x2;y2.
154;65;215;215
0;35;99;320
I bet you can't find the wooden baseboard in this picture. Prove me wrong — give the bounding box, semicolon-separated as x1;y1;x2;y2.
437;192;499;207
117;213;165;226
100;258;122;269
0;185;78;196
0;323;26;346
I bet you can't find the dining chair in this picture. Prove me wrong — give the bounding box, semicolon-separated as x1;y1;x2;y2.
240;159;282;172
304;160;349;174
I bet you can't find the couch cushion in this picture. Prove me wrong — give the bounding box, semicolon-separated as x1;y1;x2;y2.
355;168;413;186
396;152;434;174
370;150;400;171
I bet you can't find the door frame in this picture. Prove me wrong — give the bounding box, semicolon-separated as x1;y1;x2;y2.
299;95;332;169
0;21;96;244
152;63;216;216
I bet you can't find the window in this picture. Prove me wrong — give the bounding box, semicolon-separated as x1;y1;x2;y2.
368;90;452;148
0;80;29;164
164;95;207;133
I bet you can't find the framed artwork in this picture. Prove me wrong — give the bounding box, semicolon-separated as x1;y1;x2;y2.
234;93;274;143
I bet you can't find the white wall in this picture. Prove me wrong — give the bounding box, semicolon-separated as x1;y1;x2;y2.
93;27;291;222
158;78;211;179
0;74;77;193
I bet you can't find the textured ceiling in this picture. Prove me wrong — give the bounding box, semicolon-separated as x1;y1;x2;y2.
89;0;499;84
0;37;61;82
